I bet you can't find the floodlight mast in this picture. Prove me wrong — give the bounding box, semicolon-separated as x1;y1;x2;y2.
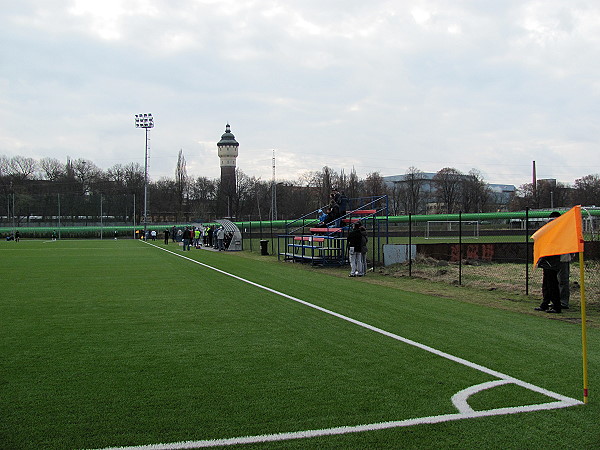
135;113;154;240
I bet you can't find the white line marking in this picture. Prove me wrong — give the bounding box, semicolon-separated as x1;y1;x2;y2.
451;380;513;413
95;401;578;450
95;242;582;449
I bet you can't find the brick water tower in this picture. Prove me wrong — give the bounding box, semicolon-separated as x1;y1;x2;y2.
217;123;239;217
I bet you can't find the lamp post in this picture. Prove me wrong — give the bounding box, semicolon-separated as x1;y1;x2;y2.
135;113;154;240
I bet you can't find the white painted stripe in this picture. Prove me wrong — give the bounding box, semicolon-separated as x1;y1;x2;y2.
451;380;512;413
96;401;577;450
98;242;582;450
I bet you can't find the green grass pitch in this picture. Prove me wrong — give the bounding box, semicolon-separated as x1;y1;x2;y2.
0;239;598;449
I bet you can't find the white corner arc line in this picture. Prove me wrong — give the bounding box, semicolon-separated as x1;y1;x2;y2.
451;380;513;413
108;242;583;450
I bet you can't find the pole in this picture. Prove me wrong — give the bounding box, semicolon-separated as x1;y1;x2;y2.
100;194;103;240
144;127;148;240
12;193;16;237
458;211;462;285
408;213;412;277
525;207;530;295
579;251;589;404
57;193;61;239
249;220;253;252
133;194;136;239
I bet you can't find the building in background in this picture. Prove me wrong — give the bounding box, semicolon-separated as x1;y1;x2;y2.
216;124;239;218
383;173;516;214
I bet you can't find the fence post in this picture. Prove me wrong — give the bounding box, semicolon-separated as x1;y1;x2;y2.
459;211;462;286
408;213;412;277
57;193;61;240
270;220;274;254
526;207;530;295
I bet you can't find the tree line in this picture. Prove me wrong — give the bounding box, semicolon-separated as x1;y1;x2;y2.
1;153;599;224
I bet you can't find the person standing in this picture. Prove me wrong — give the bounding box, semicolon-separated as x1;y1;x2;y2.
558;253;571;309
534;212;563;314
164;228;170;245
182;227;192;251
359;225;368;276
217;227;225;251
339;190;348;222
347;222;363;277
535;255;562;313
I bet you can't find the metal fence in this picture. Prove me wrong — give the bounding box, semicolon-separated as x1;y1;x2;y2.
239;209;600;310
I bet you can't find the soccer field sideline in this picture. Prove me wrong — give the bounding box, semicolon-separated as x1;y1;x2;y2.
88;241;582;450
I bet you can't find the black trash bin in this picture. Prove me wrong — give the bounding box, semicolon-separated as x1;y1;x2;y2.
260;240;269;255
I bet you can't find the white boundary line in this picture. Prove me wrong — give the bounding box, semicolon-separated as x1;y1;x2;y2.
97;242;582;449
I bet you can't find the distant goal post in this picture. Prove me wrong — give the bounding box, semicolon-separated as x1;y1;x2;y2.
425;220;480;239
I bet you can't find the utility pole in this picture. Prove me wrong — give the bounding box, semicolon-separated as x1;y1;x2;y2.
271;149;277;221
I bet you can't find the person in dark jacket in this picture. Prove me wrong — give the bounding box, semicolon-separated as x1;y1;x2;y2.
347;222;363;277
182;227;192;251
534;212;563;313
359;225;368;276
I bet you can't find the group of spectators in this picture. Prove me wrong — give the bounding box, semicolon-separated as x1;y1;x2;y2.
162;224;231;251
5;230;20;241
318;188;348;227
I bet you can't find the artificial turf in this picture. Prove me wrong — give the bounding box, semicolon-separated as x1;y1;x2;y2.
0;239;598;449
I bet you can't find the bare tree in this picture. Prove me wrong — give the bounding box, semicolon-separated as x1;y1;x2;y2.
573;174;600;206
460;169;491;213
509;183;534;211
321;166;334;204
71;158;101;194
107;164;126;186
236;169;260;219
175;149;188;211
0;155;9;177
122;163;144;192
39;157;66;181
536;179;569;209
433;167;463;213
398;166;426;214
8;156;37;181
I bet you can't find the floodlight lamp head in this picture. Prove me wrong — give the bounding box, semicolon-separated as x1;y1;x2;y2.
135;113;154;128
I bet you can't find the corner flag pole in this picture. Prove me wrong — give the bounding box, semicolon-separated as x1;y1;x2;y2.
579;250;589;404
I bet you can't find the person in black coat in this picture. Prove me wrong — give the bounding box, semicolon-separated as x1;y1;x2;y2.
347;223;363;277
534;212;563;313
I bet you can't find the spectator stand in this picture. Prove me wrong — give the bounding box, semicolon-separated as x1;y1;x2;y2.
277;195;389;266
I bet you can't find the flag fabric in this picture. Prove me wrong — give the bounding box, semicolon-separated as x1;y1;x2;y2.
531;205;584;267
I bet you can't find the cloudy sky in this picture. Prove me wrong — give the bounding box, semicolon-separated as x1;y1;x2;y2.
2;0;600;187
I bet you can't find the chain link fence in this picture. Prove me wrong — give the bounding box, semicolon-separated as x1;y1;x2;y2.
380;210;600;312
237;209;600;312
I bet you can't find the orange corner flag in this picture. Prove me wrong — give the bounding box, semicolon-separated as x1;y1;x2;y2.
531;205;584;267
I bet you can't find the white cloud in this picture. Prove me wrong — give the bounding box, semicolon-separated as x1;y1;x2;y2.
0;0;599;188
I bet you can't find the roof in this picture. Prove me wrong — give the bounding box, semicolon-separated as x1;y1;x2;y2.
217;123;239;147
